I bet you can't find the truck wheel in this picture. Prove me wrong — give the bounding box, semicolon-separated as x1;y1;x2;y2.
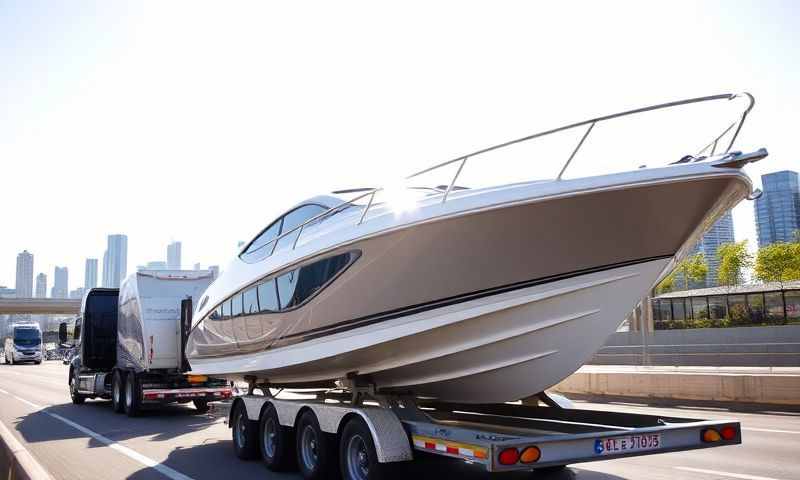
69;372;85;405
112;371;125;413
260;404;295;471
340;416;387;480
193;399;210;414
124;372;141;417
296;410;338;480
231;401;259;460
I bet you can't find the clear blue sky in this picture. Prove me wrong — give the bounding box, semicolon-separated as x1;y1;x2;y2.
1;1;798;290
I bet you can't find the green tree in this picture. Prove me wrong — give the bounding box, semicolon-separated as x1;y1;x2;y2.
717;241;753;288
658;253;707;292
755;242;800;289
655;273;675;294
678;253;708;290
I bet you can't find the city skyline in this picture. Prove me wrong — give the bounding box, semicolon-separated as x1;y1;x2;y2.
756;170;800;247
3;237;218;297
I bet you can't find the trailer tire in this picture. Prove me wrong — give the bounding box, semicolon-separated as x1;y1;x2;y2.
259;404;295;472
296;410;338;480
112;370;125;413
193;399;210;414
231;401;259;460
339;416;389;480
124;372;141;417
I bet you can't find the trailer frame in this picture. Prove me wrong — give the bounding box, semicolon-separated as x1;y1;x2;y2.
226;388;741;478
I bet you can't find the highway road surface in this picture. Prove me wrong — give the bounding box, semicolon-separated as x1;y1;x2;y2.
0;360;798;480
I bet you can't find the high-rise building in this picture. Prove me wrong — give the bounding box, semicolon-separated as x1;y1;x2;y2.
15;250;34;298
167;241;182;270
674;211;735;289
103;234;128;287
35;273;47;298
755;170;800;247
69;287;85;299
52;266;69;299
697;211;735;287
85;258;98;290
209;265;220;279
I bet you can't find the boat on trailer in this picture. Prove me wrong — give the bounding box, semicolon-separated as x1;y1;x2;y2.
187;92;766;403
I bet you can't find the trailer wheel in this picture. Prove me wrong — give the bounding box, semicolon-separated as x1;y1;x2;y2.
124;372;141;417
296;410;338;480
259;404;295;471
340;416;388;480
112;370;125;413
69;370;85;405
193;399;210;414
231;401;259;460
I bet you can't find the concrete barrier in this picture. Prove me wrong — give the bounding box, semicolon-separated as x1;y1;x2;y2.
0;419;54;480
552;366;800;406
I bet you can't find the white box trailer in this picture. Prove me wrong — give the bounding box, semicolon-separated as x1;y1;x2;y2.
64;271;232;416
118;270;213;372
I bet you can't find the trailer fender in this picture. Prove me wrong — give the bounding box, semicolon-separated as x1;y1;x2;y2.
274;401;412;463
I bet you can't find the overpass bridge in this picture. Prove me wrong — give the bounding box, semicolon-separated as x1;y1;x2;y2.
0;298;81;315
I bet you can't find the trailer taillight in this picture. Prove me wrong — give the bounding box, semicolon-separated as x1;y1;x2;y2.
701;428;721;443
186;375;208;384
720;425;737;440
498;448;519;465
520;446;541;463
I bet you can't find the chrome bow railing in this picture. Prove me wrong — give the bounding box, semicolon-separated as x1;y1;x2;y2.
253;92;756;255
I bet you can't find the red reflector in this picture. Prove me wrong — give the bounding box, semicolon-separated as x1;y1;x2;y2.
446;446;458;455
425;442;435;450
498;448;519;465
720;426;737;440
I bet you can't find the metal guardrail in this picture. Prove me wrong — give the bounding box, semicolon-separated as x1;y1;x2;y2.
244;92;756;259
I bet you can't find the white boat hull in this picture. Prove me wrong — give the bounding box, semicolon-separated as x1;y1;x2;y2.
190;257;669;402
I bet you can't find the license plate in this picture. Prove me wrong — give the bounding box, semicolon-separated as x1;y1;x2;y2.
594;433;661;455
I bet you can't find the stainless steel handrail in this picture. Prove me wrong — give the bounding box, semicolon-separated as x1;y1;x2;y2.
247;92;755;257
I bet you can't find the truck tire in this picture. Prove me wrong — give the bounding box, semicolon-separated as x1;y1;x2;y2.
296;410;338;480
339;416;389;480
260;404;295;471
231;401;259;460
69;371;85;405
112;370;125;413
193;399;210;414
124;372;141;417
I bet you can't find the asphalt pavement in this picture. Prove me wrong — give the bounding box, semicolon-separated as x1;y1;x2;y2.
0;360;798;480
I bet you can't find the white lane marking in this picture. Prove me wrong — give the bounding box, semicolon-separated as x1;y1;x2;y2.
675;466;786;480
0;388;8;394
742;427;800;435
0;390;195;480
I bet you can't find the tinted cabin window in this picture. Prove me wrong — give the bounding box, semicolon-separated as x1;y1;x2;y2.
242;220;281;262
278;252;352;309
243;287;259;314
221;300;231;320
258;280;279;312
274;205;327;252
231;294;243;317
210;306;222;321
277;271;298;309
